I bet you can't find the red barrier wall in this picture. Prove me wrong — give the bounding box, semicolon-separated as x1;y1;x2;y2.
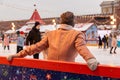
0;57;120;78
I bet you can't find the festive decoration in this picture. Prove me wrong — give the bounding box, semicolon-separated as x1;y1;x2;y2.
94;19;110;24
110;15;116;25
52;19;57;29
0;64;119;80
46;73;51;80
11;22;16;32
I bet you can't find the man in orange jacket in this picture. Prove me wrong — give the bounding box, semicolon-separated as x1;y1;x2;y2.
7;11;99;71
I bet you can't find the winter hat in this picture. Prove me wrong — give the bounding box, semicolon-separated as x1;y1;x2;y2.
20;31;24;34
34;21;40;27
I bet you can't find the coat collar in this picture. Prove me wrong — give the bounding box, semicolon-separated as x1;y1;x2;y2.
58;24;73;30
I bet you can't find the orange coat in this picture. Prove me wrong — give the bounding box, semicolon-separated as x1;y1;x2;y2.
17;24;95;62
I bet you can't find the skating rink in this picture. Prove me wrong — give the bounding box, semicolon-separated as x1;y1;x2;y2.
0;43;120;66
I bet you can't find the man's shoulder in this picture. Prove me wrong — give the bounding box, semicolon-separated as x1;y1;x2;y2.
71;29;83;35
47;30;56;33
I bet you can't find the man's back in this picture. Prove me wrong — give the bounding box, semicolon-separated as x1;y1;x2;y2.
46;25;82;61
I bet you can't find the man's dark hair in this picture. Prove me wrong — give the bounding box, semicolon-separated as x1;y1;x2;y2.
60;11;75;26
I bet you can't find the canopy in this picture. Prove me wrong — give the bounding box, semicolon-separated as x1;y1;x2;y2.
74;23;94;31
40;25;56;32
18;24;59;33
18;26;32;33
5;30;15;34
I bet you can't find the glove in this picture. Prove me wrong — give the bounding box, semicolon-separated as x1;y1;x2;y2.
87;58;99;71
7;55;14;61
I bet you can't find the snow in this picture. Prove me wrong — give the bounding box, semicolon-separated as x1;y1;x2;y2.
18;25;32;33
74;23;94;31
5;30;16;34
40;25;56;32
17;24;59;33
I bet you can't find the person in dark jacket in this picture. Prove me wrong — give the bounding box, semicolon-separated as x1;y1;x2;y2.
1;33;4;47
98;35;102;48
102;35;107;49
26;21;41;59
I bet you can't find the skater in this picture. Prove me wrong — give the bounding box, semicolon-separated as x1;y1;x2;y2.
16;31;25;53
3;34;10;50
98;35;102;49
110;34;117;54
102;35;107;50
25;21;42;59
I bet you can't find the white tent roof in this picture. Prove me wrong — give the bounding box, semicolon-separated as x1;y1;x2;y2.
40;25;59;32
5;30;15;34
18;26;32;33
18;23;96;33
74;23;94;31
18;25;58;33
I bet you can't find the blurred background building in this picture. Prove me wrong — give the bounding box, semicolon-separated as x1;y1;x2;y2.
0;0;120;31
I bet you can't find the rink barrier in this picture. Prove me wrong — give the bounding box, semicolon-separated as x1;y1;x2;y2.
0;57;120;79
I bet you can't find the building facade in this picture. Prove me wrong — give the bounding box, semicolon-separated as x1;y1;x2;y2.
100;0;120;29
0;0;120;31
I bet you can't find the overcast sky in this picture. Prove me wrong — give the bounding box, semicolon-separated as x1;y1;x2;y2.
0;0;111;21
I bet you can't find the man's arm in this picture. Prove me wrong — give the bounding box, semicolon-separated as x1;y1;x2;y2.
75;32;99;71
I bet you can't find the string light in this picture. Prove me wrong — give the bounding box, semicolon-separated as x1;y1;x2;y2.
11;22;16;31
110;15;114;19
110;21;115;25
52;19;57;29
0;2;51;13
112;25;116;28
94;18;111;24
78;15;112;25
